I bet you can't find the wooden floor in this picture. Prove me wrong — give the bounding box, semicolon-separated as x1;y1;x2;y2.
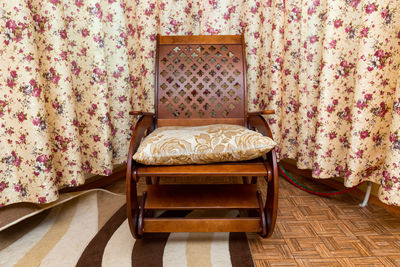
248;176;400;267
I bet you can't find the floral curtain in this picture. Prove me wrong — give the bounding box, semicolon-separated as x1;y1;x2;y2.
0;0;135;206
1;0;399;206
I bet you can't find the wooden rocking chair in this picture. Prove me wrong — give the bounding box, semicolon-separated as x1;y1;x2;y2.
126;34;278;239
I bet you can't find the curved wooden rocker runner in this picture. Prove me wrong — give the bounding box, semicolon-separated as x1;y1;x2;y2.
126;34;278;239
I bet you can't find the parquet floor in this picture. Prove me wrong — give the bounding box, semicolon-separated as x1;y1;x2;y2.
248;175;400;267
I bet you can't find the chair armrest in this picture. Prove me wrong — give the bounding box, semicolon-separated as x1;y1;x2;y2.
248;113;279;238
127;115;155;168
129;111;155;116
248;114;274;139
248;110;275;116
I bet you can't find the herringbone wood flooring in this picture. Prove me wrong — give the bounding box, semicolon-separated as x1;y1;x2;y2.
248;176;400;267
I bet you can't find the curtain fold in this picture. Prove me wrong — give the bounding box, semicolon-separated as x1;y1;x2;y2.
1;0;399;206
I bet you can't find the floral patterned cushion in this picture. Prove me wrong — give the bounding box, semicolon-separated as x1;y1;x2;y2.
133;124;276;165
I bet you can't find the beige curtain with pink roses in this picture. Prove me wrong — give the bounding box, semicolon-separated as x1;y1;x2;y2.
1;0;399;207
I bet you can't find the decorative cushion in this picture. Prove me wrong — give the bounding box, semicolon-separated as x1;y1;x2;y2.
133;124;276;165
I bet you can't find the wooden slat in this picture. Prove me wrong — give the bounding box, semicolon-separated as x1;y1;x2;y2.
248;110;275;116
129;111;155;116
145;184;259;210
137;162;268;176
157;118;245;127
159;35;242;45
143;218;261;232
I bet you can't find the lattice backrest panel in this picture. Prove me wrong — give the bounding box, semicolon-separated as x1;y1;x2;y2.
157;42;245;120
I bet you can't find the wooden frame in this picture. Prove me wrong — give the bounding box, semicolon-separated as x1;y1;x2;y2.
126;34;278;239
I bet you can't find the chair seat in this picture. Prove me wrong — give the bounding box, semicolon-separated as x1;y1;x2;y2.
136;158;271;178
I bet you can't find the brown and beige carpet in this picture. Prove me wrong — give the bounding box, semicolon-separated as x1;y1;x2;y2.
0;190;94;232
0;189;254;267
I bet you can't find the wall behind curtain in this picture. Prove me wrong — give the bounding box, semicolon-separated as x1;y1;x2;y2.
1;0;399;206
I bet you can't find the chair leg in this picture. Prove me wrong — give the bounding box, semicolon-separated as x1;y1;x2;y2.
251;176;257;184
242;176;249;184
126;169;141;239
265;176;278;237
146;177;152;185
264;151;279;238
154;176;160;184
257;190;267;237
137;191;147;238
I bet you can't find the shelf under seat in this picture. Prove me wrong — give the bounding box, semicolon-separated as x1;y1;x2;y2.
141;184;263;233
144;184;260;210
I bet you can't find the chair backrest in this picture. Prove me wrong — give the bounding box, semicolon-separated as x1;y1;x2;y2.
155;35;247;127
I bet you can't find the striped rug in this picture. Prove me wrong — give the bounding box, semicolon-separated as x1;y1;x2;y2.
0;190;254;267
